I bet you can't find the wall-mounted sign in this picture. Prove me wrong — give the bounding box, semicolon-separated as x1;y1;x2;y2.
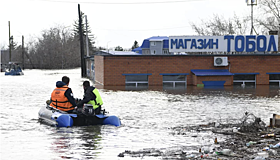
169;35;278;52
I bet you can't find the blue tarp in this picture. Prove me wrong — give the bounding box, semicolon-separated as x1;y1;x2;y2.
191;69;234;76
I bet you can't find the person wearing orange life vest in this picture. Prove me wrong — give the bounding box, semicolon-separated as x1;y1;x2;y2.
50;76;77;113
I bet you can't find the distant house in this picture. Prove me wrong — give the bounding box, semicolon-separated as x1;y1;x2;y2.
140;36;171;55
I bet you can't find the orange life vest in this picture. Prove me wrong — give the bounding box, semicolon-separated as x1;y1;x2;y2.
50;86;74;111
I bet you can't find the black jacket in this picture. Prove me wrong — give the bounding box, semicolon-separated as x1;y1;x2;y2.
77;86;96;108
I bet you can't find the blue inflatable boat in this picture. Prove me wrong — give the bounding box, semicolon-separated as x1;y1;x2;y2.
38;105;121;127
4;62;24;76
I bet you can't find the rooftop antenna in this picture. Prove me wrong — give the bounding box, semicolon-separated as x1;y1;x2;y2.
246;0;257;35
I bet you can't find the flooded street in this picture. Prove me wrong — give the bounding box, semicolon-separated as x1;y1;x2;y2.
0;68;279;160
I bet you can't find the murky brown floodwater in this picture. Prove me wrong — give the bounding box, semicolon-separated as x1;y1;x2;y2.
0;68;279;160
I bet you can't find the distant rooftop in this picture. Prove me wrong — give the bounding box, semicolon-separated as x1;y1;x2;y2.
141;36;169;49
132;47;142;54
146;36;168;41
101;50;141;55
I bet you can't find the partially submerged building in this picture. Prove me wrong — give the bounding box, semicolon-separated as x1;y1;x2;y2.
88;34;280;89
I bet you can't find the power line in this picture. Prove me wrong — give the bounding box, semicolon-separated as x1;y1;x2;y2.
29;0;203;4
93;25;192;31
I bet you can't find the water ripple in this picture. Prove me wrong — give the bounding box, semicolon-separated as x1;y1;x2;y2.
1;69;279;160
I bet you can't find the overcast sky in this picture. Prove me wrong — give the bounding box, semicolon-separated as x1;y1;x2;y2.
1;0;252;49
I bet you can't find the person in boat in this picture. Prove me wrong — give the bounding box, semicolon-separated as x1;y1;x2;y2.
16;64;22;72
77;81;103;114
50;76;77;113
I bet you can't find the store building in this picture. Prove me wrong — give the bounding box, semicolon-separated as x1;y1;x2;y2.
93;35;280;88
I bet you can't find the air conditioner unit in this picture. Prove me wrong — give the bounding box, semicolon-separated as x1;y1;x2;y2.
214;57;228;66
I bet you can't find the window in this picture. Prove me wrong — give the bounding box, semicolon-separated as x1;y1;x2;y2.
233;73;258;87
123;74;151;89
233;75;255;80
160;73;188;89
269;74;280;80
267;73;280;87
151;42;156;46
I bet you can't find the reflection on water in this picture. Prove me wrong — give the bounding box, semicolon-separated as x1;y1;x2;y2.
101;84;280;98
50;126;102;159
0;69;279;160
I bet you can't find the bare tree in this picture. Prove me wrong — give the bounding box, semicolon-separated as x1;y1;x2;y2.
190;14;248;36
27;25;80;69
255;0;280;34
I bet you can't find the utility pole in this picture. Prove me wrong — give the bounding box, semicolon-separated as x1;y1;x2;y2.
107;41;111;54
250;2;253;35
8;21;11;68
22;35;24;69
78;4;86;77
85;15;89;57
246;0;257;35
85;15;89;77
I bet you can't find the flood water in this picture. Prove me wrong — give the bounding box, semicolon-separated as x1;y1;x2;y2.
0;68;279;160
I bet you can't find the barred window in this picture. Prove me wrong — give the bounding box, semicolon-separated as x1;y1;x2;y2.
160;74;188;89
123;74;151;89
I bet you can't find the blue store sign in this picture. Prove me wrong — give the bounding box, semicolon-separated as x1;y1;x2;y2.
169;35;278;52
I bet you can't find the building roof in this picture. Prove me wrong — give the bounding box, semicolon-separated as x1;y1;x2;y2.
140;36;169;49
146;36;169;41
101;50;141;55
132;47;142;54
191;69;234;76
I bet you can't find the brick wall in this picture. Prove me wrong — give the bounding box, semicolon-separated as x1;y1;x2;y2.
95;55;280;86
94;56;104;85
229;55;280;85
